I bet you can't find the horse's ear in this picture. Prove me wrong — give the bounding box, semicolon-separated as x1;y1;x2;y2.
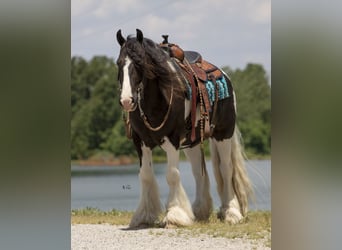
136;29;143;44
116;29;126;46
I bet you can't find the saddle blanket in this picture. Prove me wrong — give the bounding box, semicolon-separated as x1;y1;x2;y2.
187;76;230;105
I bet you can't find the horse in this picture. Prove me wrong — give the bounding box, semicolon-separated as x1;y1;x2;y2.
115;29;253;228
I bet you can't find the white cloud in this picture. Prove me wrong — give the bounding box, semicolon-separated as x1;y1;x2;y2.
82;28;95;36
226;0;270;25
72;0;271;73
89;0;164;19
93;5;108;19
143;14;170;34
71;0;96;17
250;0;271;24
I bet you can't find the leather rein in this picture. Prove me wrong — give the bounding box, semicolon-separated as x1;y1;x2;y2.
136;82;174;132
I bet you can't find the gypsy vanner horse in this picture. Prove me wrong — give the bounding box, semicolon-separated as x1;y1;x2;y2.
116;29;253;228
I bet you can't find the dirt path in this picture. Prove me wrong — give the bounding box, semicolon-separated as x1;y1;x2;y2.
71;224;270;250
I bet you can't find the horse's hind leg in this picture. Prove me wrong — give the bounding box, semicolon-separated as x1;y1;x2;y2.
210;138;243;224
161;137;194;227
183;145;213;221
129;144;162;228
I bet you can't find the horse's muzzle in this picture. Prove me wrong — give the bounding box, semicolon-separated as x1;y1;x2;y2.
120;97;136;112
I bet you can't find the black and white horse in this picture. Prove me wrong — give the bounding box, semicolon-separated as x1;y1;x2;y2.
116;29;252;228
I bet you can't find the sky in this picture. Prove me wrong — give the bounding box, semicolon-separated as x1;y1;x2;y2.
71;0;271;74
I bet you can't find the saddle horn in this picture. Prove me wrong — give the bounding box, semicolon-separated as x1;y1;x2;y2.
162;35;169;44
116;29;126;46
136;29;143;44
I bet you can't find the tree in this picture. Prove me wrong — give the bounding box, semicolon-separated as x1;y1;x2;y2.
223;64;271;155
71;57;271;160
71;56;123;159
101;119;136;156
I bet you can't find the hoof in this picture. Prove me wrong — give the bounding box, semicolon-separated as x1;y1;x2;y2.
217;207;243;224
192;200;213;221
129;211;160;229
162;206;194;227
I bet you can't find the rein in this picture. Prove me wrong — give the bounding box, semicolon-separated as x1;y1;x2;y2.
137;83;174;132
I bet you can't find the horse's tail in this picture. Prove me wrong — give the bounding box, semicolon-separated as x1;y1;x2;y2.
231;127;254;216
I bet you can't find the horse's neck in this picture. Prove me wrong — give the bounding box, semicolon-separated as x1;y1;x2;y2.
142;79;167;111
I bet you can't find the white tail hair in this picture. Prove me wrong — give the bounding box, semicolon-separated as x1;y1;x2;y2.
231;127;254;216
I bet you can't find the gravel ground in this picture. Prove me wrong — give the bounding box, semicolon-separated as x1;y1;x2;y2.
72;224;270;250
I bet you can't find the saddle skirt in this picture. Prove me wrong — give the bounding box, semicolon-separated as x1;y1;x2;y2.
186;74;230;105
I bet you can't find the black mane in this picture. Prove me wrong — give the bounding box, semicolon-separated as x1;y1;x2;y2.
117;35;184;99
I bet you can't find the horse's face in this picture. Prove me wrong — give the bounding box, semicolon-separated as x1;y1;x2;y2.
116;29;145;112
117;53;143;112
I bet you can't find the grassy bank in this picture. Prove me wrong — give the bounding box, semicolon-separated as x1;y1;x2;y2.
72;208;271;246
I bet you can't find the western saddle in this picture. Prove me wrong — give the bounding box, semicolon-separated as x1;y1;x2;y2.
159;35;224;146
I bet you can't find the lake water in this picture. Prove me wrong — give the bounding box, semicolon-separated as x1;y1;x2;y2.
71;160;270;211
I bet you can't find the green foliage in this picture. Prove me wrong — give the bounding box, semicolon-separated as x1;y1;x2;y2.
71;56;131;159
71;56;271;160
223;63;271;155
101;119;136;156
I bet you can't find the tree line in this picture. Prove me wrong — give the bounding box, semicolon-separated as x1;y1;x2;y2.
71;56;270;160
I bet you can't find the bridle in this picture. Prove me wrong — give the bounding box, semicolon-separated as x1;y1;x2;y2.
136;82;174;131
119;46;175;133
121;79;174;135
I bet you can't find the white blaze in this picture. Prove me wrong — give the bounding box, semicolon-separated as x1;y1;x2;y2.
121;56;133;102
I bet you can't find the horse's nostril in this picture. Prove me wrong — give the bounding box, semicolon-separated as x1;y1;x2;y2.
121;98;131;105
121;98;134;111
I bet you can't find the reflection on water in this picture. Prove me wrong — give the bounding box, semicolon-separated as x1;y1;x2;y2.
71;160;270;211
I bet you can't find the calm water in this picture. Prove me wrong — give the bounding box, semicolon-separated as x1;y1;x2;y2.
71;160;270;211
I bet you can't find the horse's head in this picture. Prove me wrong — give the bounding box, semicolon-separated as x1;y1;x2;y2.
116;29;179;112
116;29;146;112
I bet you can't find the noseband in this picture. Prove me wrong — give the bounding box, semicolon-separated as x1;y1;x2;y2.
137;82;174;131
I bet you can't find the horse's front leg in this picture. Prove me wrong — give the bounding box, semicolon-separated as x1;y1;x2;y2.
161;137;194;227
129;144;162;228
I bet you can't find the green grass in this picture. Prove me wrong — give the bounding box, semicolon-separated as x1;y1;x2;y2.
177;211;271;241
72;207;271;246
71;207;133;225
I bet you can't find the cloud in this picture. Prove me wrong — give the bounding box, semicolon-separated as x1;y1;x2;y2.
92;0;143;19
72;0;271;73
249;0;271;24
143;15;170;34
71;0;96;17
82;28;95;36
